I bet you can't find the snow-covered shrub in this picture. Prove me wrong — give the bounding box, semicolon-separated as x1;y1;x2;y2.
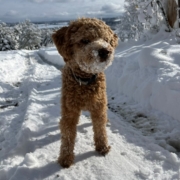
41;28;53;47
0;20;55;51
0;22;17;51
116;0;171;41
116;6;144;42
16;20;41;50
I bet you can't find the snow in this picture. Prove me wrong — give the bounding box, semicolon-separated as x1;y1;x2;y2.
1;30;180;180
106;32;180;122
38;47;65;68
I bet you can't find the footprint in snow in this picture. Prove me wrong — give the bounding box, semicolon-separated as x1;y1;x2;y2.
108;104;156;136
108;101;180;153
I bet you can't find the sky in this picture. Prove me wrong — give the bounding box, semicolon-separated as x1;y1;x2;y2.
0;0;124;23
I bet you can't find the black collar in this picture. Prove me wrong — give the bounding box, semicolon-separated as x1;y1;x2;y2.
71;69;97;85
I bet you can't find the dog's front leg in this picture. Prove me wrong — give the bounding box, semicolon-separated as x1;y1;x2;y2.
58;108;80;168
90;107;111;155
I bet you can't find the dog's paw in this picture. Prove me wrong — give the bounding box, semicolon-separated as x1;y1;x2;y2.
58;154;74;168
96;145;111;156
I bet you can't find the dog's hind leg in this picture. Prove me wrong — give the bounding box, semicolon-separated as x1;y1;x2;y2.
58;108;81;168
90;107;111;156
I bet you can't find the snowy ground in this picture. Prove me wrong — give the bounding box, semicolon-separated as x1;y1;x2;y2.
1;30;180;180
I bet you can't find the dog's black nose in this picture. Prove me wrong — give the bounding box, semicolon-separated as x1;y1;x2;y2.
98;48;110;60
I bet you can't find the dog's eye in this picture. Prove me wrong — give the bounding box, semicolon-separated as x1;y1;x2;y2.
81;39;90;44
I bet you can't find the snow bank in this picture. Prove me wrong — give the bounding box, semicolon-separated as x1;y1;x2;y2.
38;36;180;122
38;47;65;67
106;37;180;122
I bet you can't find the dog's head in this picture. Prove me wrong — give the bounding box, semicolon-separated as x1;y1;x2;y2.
52;18;118;74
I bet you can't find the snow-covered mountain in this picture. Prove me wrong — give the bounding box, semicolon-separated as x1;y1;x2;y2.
0;29;180;179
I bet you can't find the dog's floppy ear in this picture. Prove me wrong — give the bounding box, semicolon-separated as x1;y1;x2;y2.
111;33;119;48
52;27;69;61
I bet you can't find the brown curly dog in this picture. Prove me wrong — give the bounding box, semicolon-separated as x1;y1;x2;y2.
52;18;118;168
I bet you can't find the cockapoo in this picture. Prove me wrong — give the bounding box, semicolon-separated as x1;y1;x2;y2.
52;18;118;168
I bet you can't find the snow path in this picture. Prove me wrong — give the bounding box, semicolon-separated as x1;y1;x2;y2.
0;51;61;180
0;48;180;179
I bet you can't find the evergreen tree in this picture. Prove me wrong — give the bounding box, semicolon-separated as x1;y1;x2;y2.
41;28;53;47
117;0;167;41
17;20;41;50
0;20;56;51
0;22;17;51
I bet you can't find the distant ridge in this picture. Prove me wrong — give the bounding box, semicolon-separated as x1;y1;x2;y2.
6;17;120;30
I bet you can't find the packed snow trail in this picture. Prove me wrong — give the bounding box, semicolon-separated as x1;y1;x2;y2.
1;38;180;179
0;51;61;180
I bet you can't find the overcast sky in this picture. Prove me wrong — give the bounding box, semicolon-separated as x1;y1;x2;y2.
0;0;124;23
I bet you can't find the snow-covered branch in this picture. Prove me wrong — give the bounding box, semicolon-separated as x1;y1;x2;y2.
116;0;178;42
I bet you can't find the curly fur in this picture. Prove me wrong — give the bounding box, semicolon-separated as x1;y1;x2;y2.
52;18;118;168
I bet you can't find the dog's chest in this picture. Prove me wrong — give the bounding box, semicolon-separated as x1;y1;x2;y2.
63;79;106;110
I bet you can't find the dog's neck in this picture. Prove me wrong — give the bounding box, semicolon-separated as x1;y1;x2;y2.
67;65;98;85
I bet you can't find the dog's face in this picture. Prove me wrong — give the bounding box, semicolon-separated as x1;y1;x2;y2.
52;18;118;74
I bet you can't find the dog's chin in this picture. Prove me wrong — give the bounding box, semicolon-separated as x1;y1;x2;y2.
77;59;112;74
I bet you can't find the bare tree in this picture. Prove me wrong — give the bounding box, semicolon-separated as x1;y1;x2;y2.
166;0;178;28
